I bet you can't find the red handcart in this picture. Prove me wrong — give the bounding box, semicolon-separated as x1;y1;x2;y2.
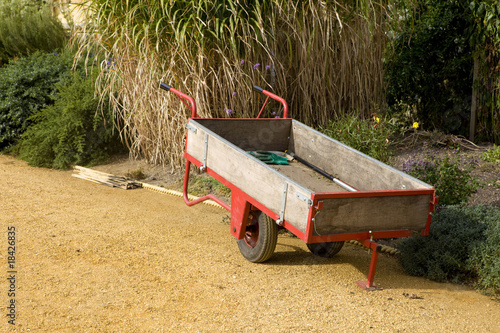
160;83;438;290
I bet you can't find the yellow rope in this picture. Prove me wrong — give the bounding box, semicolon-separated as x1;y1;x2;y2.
140;183;226;210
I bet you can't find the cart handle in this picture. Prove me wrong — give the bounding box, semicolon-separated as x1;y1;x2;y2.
160;83;198;118
253;85;289;118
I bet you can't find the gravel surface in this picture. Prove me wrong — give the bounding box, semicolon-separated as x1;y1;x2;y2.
1;154;499;332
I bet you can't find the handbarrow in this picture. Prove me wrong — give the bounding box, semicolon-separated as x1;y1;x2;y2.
160;83;438;290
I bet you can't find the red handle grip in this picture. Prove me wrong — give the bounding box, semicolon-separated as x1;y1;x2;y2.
160;83;197;118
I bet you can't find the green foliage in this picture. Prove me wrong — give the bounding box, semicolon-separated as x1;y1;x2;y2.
402;148;481;205
0;0;67;65
470;1;500;144
467;206;500;296
0;51;75;149
320;114;396;163
397;205;488;283
386;0;474;135
188;176;231;197
17;74;122;169
482;145;500;163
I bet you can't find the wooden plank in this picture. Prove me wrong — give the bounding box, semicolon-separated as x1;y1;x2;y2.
186;120;311;233
288;120;431;191
313;194;432;234
195;119;292;152
72;166;142;190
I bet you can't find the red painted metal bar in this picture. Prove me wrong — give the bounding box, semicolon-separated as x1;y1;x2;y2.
422;194;439;236
182;160;231;211
160;83;197;118
256;96;270;118
307;229;413;244
313;188;435;200
355;239;382;290
253;86;289;118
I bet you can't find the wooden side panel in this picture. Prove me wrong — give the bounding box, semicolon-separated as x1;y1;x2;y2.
288;121;431;191
313;194;432;234
195;119;292;152
186;120;311;233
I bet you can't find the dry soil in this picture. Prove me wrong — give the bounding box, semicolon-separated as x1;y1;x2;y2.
1;154;500;332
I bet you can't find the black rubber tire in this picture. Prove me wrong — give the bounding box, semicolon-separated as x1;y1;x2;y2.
237;212;278;263
307;241;344;258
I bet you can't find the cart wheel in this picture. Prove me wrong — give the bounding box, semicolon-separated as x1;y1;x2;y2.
307;241;344;258
237;211;278;263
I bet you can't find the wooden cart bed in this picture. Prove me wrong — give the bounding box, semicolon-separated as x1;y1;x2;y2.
185;118;435;239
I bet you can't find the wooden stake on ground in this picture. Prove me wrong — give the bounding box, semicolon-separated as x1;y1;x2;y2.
72;166;142;190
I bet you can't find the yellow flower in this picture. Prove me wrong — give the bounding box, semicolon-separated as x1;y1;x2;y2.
375;117;380;123
412;122;419;129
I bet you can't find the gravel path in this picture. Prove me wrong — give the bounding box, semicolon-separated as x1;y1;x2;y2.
1;155;499;332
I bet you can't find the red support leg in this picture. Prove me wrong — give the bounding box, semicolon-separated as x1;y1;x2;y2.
230;187;251;239
183;160;231;211
355;239;383;291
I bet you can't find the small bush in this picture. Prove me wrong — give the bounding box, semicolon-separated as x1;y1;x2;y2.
17;73;122;169
482;145;500;163
320;114;396;163
0;0;67;64
0;51;74;149
402;148;481;206
397;205;488;283
467;206;500;296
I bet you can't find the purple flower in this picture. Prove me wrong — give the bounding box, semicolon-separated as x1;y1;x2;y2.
54;53;58;56
272;111;276;115
265;65;271;70
227;109;233;115
232;92;237;97
240;60;245;65
274;116;280;119
253;63;260;69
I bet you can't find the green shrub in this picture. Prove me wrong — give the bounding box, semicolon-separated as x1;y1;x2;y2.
467;206;500;296
482;145;500;163
0;51;75;149
17;73;122;169
402;148;481;206
397;205;488;283
0;0;67;64
385;0;474;136
320;114;396;163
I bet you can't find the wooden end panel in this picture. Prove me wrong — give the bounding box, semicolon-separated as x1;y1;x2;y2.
313;194;433;234
195;118;292;152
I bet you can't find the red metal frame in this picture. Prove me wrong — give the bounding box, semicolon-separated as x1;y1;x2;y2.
255;87;289;119
161;83;438;291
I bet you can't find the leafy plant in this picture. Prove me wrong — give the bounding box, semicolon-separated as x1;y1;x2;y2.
0;51;75;149
320;113;396;163
17;73;122;169
398;205;500;296
467;205;500;296
0;0;67;64
397;205;488;283
481;145;500;163
470;1;500;144
385;0;474;136
402;148;481;205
